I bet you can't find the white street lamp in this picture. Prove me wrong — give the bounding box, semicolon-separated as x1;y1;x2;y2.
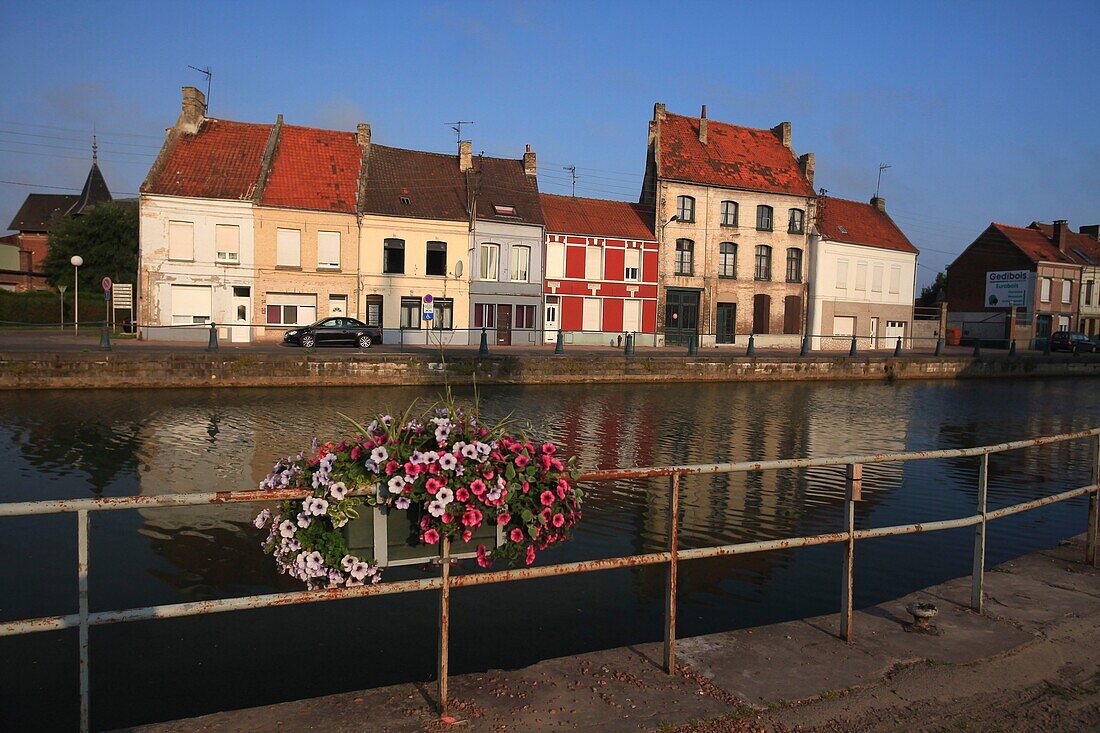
70;255;83;334
58;284;67;331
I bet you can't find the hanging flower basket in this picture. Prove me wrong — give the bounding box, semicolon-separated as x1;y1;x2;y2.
254;400;582;589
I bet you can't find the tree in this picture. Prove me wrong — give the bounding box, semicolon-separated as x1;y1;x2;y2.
42;202;138;290
917;270;946;307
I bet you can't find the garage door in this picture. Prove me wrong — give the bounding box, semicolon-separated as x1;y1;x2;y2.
170;285;212;325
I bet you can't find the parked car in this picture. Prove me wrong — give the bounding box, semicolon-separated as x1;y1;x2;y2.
1049;330;1098;353
283;317;382;348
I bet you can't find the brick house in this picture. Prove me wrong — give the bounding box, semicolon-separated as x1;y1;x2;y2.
540;193;658;345
1030;222;1100;338
640;104;816;346
946;220;1096;346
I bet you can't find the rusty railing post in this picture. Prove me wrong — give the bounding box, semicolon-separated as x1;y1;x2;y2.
437;535;451;715
664;472;681;674
971;452;989;611
78;509;90;733
1088;434;1099;567
841;463;861;642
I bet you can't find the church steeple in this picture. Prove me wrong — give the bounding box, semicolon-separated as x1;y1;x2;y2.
66;132;112;216
92;128;98;165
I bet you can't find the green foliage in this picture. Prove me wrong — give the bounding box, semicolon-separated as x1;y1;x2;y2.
42;203;138;290
917;270;947;307
0;289;106;324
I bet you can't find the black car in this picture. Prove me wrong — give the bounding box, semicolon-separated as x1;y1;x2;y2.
1049;330;1098;353
283;318;382;348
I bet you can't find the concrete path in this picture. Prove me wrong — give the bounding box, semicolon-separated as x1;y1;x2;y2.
123;536;1100;733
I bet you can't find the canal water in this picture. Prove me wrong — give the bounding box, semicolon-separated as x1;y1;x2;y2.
1;379;1097;730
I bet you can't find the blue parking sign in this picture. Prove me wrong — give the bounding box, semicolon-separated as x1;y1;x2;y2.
423;311;434;321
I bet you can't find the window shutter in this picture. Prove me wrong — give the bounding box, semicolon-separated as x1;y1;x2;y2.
168;221;194;260
317;231;340;268
215;224;239;261
277;229;301;267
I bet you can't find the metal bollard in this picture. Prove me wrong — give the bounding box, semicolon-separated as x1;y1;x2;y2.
1009;339;1017;357
687;334;698;356
206;322;219;351
800;335;810;356
746;334;756;357
624;333;634;356
973;341;981;358
554;330;564;355
99;326;111;352
478;327;489;356
1043;337;1051;356
849;336;857;357
894;338;902;357
934;338;944;356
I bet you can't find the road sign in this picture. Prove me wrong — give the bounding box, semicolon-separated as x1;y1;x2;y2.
101;276;112;293
112;283;133;311
424;294;434;304
423;311;434;321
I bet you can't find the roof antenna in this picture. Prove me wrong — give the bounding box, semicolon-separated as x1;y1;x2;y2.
563;165;576;197
875;162;891;198
188;65;212;113
448;121;474;142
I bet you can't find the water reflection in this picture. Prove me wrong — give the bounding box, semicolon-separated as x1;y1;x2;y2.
1;380;1098;731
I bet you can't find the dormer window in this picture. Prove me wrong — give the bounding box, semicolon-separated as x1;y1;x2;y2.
493;204;517;216
400;196;411;205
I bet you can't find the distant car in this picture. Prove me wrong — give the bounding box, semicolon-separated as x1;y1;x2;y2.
1049;331;1098;353
283;317;382;349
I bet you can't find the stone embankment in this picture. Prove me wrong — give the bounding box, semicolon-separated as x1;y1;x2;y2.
3;351;1100;389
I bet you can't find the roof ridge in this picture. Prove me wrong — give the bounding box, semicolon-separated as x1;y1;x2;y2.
280;123;358;137
664;110;773;135
540;192;652;208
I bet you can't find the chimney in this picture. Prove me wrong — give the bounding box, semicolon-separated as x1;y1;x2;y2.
870;196;886;212
1053;219;1068;253
523;144;536;176
356;123;371;149
178;86;206;134
653;102;667;121
771;121;791;149
459;140;472;172
1079;224;1100;241
798;152;815;188
698;104;708;144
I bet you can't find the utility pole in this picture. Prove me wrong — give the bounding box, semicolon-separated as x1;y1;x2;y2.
563;165;577;197
875;163;891;198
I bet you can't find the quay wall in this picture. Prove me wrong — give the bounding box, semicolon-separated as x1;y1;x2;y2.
1;352;1099;390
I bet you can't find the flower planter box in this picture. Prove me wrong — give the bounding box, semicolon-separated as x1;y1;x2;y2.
343;506;503;567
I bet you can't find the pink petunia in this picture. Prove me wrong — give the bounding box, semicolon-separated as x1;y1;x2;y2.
469;479;487;496
522;481;530;493
476;544;492;568
482;470;494;480
461;508;484;528
462;529;473;543
385;459;401;476
425;477;446;495
525;545;536;565
455;487;470;502
350;445;360;461
540;507;552;524
510;528;524;543
551;458;564;471
497;512;512;526
552;513;565;528
514;454;529;468
422;528;440;544
541;442;557;456
539;490;555;507
442;512;454;524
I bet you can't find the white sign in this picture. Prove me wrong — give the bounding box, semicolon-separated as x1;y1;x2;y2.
985;270;1030;308
112;282;133;311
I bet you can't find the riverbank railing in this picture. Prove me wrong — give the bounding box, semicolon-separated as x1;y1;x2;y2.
1;429;1098;732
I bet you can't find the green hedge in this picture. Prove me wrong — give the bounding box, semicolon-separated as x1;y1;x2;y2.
0;290;109;325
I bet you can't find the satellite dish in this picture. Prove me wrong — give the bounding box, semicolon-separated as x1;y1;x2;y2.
454;261;464;278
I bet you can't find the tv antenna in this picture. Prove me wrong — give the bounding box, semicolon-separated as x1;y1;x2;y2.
188;65;212;112
875;162;891;198
448;121;474;142
563;165;577;197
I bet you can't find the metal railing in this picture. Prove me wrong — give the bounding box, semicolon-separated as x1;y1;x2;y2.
1;429;1098;732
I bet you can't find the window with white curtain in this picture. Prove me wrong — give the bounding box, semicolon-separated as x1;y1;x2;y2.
511;245;530;282
479;243;500;280
277;228;301;267
317;231;340;269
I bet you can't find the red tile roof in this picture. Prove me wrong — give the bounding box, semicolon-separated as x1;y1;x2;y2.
540;193;655;240
991;223;1077;264
658;112;814;197
818;197;918;254
260;125;361;213
144;119;271;200
1028;222;1100;267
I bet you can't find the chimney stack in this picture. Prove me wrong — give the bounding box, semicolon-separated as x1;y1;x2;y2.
798;152;815;188
698;104;708;144
870;196;886;212
1079;224;1099;241
771;121;791;149
1053;219;1068;253
459;140;472;172
653;102;667;121
178;86;206;134
523;144;536;176
356;123;371;149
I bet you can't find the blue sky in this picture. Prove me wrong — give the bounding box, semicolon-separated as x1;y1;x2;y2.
1;0;1097;287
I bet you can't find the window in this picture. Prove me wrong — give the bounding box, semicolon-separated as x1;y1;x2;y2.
755;245;772;280
432;298;453;330
479;243;500;280
1087;280;1095;306
266;293;316;326
426;241;447;277
170;284;210;324
546;241;565;278
788;209;805;234
582;297;601;331
836;259;849;289
473;303;495;328
623;299;642;332
383;238;405;274
232;286;250;298
676;195;695;223
585;245;602;280
168;221;194;261
674;239;694;276
493;204;517;216
871;263;884;292
215;224;239;263
889;265;901;295
1040;277;1051;302
511;245;530;282
756;205;773;231
276;228;301;267
624;249;641;281
515;304;536;328
317;230;340;269
364;295;383;327
400;297;421;329
329;294;347;316
1063;279;1073;304
721;201;738;227
719;242;737;278
833;315;856;337
785;248;802;282
855;262;867;291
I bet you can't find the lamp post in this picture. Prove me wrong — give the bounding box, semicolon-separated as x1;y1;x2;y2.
70;255;83;335
58;284;67;331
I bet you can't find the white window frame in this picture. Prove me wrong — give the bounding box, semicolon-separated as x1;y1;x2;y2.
266;292;316;326
624;248;641;281
871;263;884;293
479;242;500;281
214;224;239;264
1040;277;1051;302
854;262;867;291
1062;279;1073;304
585;245;603;281
329;294;347;316
317;230;341;270
836;259;849;289
889;265;901;295
546;241;565;279
510;245;530;282
168;221;194;261
277;228;301;267
582;297;601;331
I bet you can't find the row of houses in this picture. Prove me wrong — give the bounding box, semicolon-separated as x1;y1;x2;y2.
138;88;920;347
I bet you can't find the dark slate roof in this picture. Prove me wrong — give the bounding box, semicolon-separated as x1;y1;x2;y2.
1028;222;1100;267
362;145;469;221
540;193;655;240
818;196;918;254
70;162;112;214
470;155;543;226
989;223;1077;265
8;194;80;232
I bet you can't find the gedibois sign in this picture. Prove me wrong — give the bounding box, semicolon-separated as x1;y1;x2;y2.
985;270;1031;308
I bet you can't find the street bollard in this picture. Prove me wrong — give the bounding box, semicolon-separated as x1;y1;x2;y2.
800;335;810;356
973;341;981;358
1043;337;1051;356
554;330;564;355
747;334;756;357
1073;342;1079;357
206;322;219;352
479;328;489;356
99;326;111;352
1009;339;1017;357
849;336;857;357
934;338;944;356
894;338;902;357
624;333;634;356
687;334;698;356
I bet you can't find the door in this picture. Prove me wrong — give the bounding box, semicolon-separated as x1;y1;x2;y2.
885;320;905;343
869;317;879;348
664;289;700;345
544;297;559;343
752;294;771;334
716;302;736;344
783;295;802;335
496;305;512;345
231;286;251;343
622;299;642;335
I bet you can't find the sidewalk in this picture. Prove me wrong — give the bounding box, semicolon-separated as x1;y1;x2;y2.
124;536;1099;733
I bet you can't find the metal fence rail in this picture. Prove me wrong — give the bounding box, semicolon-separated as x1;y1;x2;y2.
2;428;1098;732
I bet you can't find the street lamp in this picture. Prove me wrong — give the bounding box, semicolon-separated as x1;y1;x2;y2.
58;284;67;331
70;255;83;335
